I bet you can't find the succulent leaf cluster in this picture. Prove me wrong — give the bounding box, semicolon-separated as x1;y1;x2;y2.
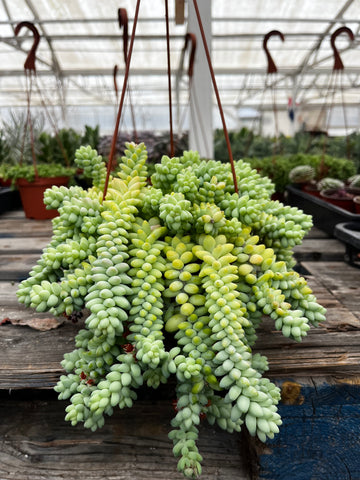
17;143;325;479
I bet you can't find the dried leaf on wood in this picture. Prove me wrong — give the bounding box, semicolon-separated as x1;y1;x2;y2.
0;316;64;331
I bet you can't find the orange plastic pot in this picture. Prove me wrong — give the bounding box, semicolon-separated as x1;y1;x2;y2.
17;176;69;220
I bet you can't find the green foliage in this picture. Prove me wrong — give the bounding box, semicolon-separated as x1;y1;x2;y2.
17;142;326;479
0;110;44;164
38;125;100;166
215;128;359;191
0;162;76;187
0;129;11;163
215;128;360;165
214;128;273;160
82;125;100;150
247;154;356;193
0;121;100;187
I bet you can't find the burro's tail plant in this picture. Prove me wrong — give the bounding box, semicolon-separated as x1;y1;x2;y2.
17;142;325;479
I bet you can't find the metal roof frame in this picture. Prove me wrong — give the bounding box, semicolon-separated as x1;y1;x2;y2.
0;0;359;134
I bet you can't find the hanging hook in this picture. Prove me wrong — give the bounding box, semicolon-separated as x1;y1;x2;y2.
113;64;119;99
118;8;129;64
330;26;354;71
14;21;40;72
183;32;197;78
263;30;285;74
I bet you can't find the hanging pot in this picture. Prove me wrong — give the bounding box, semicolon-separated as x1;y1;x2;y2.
17;176;69;220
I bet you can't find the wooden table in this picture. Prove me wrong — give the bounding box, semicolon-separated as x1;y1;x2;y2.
1;210;359;480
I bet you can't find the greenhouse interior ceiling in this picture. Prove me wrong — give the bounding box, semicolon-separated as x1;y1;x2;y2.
0;0;360;135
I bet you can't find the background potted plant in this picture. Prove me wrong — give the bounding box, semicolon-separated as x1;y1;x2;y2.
318;177;360;212
247;153;356;198
0;111;76;219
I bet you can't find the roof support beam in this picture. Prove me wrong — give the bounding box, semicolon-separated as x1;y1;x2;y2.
1;16;360;26
188;0;213;158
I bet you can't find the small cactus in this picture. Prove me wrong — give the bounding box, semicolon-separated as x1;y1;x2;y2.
317;177;345;191
289;165;315;184
348;174;360;188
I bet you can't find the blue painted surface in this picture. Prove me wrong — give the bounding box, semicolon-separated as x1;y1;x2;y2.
258;381;360;480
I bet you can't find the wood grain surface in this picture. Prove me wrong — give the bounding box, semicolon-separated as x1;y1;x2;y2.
0;393;249;480
1;210;360;480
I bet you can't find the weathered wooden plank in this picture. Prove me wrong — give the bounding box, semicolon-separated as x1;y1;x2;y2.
1;306;360;390
263;348;360;377
0;237;49;253
302;261;360;320
0;395;249;480
0;323;76;388
256;319;360;347
0;282;19;305
0;254;42;281
0;209;25;219
293;238;345;261
0;268;358;389
1;304;57;320
302;261;360;289
249;379;360;480
0;217;53;237
307;226;332;239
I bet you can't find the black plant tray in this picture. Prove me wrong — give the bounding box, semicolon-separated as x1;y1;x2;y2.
286;185;360;236
0;187;21;215
334;222;360;267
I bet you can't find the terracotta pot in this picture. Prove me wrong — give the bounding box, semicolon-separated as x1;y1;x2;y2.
17;176;69;220
354;196;360;214
320;187;360;213
0;178;12;187
302;184;321;198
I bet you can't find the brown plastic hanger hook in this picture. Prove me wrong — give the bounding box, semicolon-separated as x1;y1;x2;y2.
118;8;129;64
263;30;285;74
183;32;197;78
330;26;354;71
113;64;119;99
14;21;40;72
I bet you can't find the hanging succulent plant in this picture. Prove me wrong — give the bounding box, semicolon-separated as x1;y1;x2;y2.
17;142;325;479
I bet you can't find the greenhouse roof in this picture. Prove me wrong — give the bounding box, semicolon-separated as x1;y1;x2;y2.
0;0;360;132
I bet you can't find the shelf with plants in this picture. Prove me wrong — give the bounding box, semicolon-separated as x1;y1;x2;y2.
286;164;360;238
247;153;356;197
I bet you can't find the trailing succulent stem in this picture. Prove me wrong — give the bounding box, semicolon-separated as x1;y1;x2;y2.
17;142;326;479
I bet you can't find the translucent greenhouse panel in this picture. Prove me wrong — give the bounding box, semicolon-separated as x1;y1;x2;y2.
0;0;359;134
